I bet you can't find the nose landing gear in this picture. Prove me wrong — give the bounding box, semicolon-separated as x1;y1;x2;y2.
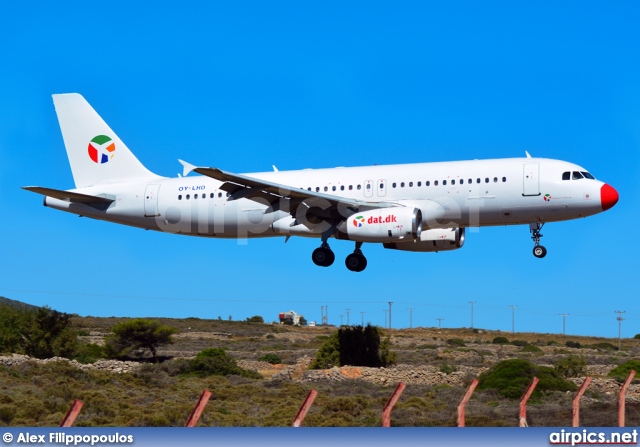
529;222;547;258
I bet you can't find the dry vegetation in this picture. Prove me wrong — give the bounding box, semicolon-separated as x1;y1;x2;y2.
1;315;639;427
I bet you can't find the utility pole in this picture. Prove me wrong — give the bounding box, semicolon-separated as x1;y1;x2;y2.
408;308;415;329
346;309;351;326
339;314;343;326
388;302;393;329
559;313;569;336
360;311;365;326
615;311;626;350
383;310;388;329
469;301;476;329
436;318;444;328
508;306;517;333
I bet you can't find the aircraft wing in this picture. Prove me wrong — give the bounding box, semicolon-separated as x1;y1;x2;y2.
178;160;399;219
22;186;115;204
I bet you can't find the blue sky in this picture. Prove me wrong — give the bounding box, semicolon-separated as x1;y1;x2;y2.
1;2;638;338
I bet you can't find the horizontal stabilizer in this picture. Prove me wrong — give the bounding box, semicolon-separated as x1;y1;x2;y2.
22;186;114;204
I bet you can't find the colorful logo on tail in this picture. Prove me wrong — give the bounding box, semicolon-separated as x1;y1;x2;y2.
88;135;115;164
543;194;552;202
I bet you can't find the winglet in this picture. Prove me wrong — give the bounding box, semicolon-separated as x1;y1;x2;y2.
525;151;532;159
178;159;197;177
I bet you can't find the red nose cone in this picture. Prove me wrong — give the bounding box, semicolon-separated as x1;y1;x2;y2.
600;184;619;211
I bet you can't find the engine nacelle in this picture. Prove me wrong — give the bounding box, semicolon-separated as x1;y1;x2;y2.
337;207;422;242
383;227;465;252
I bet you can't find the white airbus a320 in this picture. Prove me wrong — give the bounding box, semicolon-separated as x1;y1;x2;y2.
24;94;619;272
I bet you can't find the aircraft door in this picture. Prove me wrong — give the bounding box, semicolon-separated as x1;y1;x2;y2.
144;184;161;217
523;163;540;196
377;179;387;197
364;180;373;198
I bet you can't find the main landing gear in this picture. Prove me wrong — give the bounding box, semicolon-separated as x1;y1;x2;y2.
311;241;368;272
529;222;547;258
345;242;367;272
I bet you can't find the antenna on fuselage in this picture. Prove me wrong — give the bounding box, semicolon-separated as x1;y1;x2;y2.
525;151;532;158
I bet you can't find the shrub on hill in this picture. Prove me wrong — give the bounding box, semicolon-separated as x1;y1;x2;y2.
511;340;529;347
607;360;640;382
258;353;282;364
0;304;77;359
565;341;581;349
492;336;509;344
553;355;587;378
245;316;264;324
183;348;261;379
477;359;577;399
310;325;396;369
522;345;542;353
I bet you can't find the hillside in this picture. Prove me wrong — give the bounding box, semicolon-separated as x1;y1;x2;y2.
0;307;639;427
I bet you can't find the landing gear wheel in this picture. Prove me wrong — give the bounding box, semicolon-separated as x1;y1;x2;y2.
345;253;367;272
312;247;335;267
533;245;547;258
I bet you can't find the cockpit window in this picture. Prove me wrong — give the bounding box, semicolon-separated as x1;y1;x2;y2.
581;171;595;180
572;171;584;180
562;172;570;181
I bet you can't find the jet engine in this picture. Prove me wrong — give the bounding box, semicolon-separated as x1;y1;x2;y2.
383;227;465;252
337;207;422;242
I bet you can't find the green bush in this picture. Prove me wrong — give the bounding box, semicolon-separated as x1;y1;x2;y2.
511;340;529;347
0;304;78;359
492;336;509;344
245;316;264;324
586;342;617;351
258;353;282;364
184;348;261;379
607;360;640;382
73;343;106;364
446;338;465;347
634;334;640;340
439;363;458;374
554;355;587;378
522;345;542;353
310;325;396;369
565;341;581;349
478;359;577;399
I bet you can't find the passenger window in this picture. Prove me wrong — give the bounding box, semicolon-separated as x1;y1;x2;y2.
357;185;362;190
340;185;345;191
409;182;413;187
502;177;506;182
493;177;498;183
468;179;472;184
434;180;439;186
186;194;190;200
392;183;396;188
316;187;320;192
218;192;222;198
380;183;384;189
582;171;595;180
349;185;353;190
401;182;405;187
417;181;421;187
460;179;464;185
210;193;214;198
178;195;182;200
332;186;336;191
562;172;571;181
307;187;311;191
572;171;584;180
194;194;198;199
324;186;328;192
477;178;481;183
485;178;489;183
426;181;430;186
366;184;371;190
226;193;230;197
443;180;447;186
452;180;456;185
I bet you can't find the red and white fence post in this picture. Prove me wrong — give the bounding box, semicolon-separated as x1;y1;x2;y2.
59;399;83;427
519;377;539;427
185;390;212;427
618;370;636;427
292;389;318;427
572;377;592;427
457;378;479;427
382;382;406;427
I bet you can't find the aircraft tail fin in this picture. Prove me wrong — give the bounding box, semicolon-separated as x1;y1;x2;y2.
53;93;162;188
